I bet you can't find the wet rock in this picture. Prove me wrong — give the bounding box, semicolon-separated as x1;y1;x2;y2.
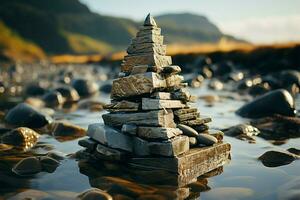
236;89;296;118
77;188;113;200
5;103;52;128
177;124;198;137
12;157;42;175
196;134;218;146
279;70;300;88
40;156;60;173
287;148;300;156
223;124;260;137
1;127;39;148
42;91;65;107
228;71;244;82
72;78;99;97
208;79;223;90
100;83;112;94
251;114;300;139
258;150;297;167
25;83;47;96
248;82;271;96
55;85;80;102
211;61;234;77
49;121;86;137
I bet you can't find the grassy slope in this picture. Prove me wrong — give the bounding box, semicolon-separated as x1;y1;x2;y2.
0;20;45;62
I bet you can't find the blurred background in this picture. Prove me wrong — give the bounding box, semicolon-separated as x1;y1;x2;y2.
0;0;299;63
0;1;300;200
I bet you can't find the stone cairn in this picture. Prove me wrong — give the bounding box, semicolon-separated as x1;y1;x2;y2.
79;14;223;161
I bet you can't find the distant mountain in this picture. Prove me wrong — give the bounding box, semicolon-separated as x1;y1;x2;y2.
0;0;246;61
156;13;223;43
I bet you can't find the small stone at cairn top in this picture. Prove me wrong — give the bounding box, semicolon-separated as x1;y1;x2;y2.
79;13;224;160
144;13;157;26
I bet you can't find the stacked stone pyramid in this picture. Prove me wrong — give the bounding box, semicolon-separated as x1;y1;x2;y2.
79;14;223;161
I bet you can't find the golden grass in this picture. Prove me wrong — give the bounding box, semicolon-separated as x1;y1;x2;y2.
64;31;113;54
51;40;300;64
0;20;45;62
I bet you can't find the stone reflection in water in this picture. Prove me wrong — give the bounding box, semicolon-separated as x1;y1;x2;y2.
78;158;228;199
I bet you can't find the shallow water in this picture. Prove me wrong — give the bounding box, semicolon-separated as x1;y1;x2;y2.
0;80;299;200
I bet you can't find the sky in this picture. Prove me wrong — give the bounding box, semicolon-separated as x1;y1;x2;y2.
80;0;300;44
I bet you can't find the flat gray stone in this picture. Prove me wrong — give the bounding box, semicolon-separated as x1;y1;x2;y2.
174;108;198;115
181;117;212;126
78;138;97;151
151;92;172;100
148;136;189;157
127;43;166;55
121;124;137;135
133;137;150;156
87;124;133;152
142;98;186;110
137;127;182;139
121;55;172;73
175;112;199;122
104;100;140;112
103;109;176;128
111;72;166;99
95;143;128;161
130;65;149;75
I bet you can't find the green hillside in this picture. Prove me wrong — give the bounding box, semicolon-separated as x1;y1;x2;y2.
0;0;245;61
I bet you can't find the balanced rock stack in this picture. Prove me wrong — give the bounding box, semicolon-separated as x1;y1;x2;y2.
79;14;224;161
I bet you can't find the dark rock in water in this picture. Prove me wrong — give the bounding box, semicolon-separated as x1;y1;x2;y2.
248;83;271;96
48;121;86;137
5;103;52;128
211;61;234;77
12;157;42;175
40;156;60;173
251;114;300;139
100;83;112;94
77;188;113;200
72;78;99;97
1;127;39;149
25;83;47;96
42;91;65;107
279;70;300;87
54;85;80;102
258;150;297;167
223;124;260;137
236;89;296;118
287;148;300;156
196;134;218;146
